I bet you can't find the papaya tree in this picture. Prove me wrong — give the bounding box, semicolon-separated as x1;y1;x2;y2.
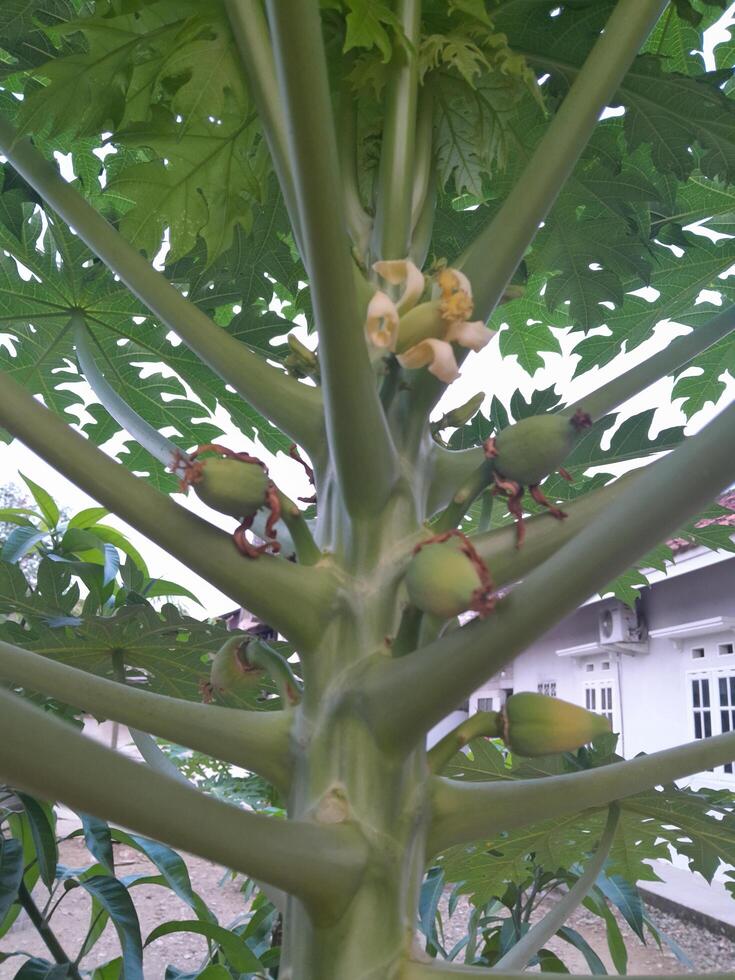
1;0;735;976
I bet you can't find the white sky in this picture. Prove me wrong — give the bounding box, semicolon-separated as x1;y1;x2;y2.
1;5;734;617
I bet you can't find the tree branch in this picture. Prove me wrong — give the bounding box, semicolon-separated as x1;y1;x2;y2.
0;370;335;651
429;305;735;500
224;0;305;259
73;314;187;476
0;689;367;920
565;306;735;422
0;115;323;453
494;806;619;971
470;471;640;588
265;0;399;516
459;0;668;323
0;638;292;792
372;0;422;262
338;86;372;261
358;398;735;749
428;730;735;854
410;85;434;239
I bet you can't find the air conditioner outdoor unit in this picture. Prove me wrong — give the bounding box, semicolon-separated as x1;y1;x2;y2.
598;604;641;644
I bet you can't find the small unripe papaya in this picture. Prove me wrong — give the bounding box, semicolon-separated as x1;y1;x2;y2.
492;415;577;486
393;300;444;354
501;692;611;756
209;636;265;700
406;537;487;619
193;457;270;519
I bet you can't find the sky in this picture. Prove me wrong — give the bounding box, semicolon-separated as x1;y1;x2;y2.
1;5;734;618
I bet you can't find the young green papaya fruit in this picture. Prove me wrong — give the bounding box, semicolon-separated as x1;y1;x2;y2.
193;457;270;519
209;637;265;700
406;537;487;619
500;692;611;756
492;414;577;486
393;300;444;354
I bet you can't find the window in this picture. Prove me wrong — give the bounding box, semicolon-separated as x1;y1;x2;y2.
601;661;611;671
585;663;595;672
719;675;735;774
537;681;557;697
719;643;734;657
476;696;493;712
692;647;705;659
598;685;614;725
584;679;619;732
691;676;712;739
688;669;735;778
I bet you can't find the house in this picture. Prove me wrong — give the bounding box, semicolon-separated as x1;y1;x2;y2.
468;492;735;787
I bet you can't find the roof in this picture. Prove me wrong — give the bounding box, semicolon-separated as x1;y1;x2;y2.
669;490;735;553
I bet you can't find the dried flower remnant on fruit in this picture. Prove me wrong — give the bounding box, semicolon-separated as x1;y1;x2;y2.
175;444;281;558
483;411;592;547
407;529;495;619
204;636;266;705
289;443;317;504
364;260;494;383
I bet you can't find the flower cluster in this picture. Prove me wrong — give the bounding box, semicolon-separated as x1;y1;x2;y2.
364;260;494;383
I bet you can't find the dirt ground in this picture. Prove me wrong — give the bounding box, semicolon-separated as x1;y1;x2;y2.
2;838;734;977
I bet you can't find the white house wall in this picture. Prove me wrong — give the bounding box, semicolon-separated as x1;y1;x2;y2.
471;553;735;783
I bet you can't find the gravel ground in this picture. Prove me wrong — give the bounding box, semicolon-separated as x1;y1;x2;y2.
3;839;735;976
441;890;735;974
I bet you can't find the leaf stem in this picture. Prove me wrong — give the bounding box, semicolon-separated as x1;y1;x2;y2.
565;306;735;422
246;638;303;707
16;881;82;979
359;397;735;749
459;0;668;323
494;806;620;971
73;313;187;475
427;711;500;775
429;729;735;854
372;0;423;262
0;370;335;650
0;688;368;919
0;638;292;791
224;0;305;259
410;85;434;236
274;489;322;566
338;87;372;261
470;471;640;589
433;459;495;534
0;115;323;452
266;0;399;515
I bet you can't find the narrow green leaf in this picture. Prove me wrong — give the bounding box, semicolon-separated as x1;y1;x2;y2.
141;579;202;606
92;959;123;980
0;837;23;921
77;876;143;980
594;873;645;942
19;473;59;530
15;794;57;890
1;527;47;563
557;925;608;975
584;891;628;974
145;920;263;973
13;960;73;978
67;507;110;529
75;812;115;875
87;527;148;577
110;831;213;922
